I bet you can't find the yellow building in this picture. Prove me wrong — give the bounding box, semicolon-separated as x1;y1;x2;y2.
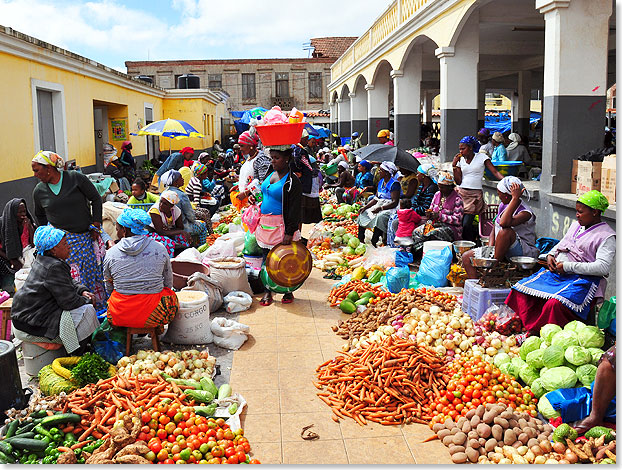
0;25;228;207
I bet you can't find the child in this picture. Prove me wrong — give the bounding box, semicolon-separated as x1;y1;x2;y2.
394;198;422;246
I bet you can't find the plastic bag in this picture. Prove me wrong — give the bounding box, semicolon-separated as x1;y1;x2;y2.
243;231;262;256
210;317;250;350
363;246;398;270
478;304;524;335
91;319;127;364
395;250;413;267
241;204;261;233
205;232;245;259
183;272;224;312
174;247;203;263
414;246;452;288
598;296;616;333
386;266;410;293
223;291;253;313
306;221;333;249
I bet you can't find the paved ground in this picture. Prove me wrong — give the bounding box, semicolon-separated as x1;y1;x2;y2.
232;269;453;465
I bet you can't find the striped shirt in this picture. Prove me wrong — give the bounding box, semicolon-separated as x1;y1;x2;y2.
185;176;203;202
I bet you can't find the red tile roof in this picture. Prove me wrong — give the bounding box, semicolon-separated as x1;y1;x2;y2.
310;37;357;59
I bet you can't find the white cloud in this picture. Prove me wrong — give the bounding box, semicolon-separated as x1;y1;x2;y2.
0;0;388;69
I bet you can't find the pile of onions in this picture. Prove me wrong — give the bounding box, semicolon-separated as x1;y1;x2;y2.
116;349;216;381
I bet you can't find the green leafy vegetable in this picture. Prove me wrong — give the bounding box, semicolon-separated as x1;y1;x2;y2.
540;324;562;345
575;364;598;386
526;349;545;369
540;366;577;391
520;336;543;361
551;330;579;349
564;345;592;366
70;353;111;387
542;345;565;369
577;326;605;348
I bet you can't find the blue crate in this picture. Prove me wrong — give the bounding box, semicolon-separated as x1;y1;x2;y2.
462;279;511;321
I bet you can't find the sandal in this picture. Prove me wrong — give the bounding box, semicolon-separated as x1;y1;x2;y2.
282;293;294;304
259;295;273;306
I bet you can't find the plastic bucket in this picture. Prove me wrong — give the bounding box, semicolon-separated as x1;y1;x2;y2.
325;163;338;175
255;122;306;146
244;255;263;271
422;240;452;256
485;161;522;179
21;342;66;376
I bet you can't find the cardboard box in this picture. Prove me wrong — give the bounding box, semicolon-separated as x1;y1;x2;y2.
600;154;616;203
570;160;579;194
576;160;602;196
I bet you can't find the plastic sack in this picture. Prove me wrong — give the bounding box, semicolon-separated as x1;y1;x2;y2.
211;317;250;350
182;272;224;312
162;291;212;345
224;291;253;313
414;246;452;288
363;246;398;270
597;296;616;334
243;231;262;256
174;247;204;263
205;232;245;259
478;304;523;335
241;204;261;233
542;384;616;423
203;257;252;295
91;319;127;364
386;266;410;294
395;250;413;267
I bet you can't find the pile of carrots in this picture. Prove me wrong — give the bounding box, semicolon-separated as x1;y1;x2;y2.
315;336;450;426
204;233;221;246
327;280;384;307
54;372;196;442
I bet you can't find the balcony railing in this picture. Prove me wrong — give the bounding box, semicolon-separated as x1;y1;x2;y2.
331;0;433;82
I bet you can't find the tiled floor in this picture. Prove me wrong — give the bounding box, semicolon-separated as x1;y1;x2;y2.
232;269;453;464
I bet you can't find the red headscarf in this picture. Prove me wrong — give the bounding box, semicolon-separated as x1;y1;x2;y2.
181;146;194;155
238;131;258;147
121;141;132;151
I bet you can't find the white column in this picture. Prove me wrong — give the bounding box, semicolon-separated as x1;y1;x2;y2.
366;84;390;144
350;92;368;144
337;98;351;138
422;91;434;126
392;46;423;149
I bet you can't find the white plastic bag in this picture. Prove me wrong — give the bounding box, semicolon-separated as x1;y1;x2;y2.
210;317;250;350
174;247;203;263
203;257;252;295
204;232;245;259
162;291;212;344
182;272;224;312
223;291;253;313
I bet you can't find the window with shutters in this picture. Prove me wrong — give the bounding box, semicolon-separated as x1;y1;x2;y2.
309;72;322;99
208;74;222;89
242;73;256;100
275;72;289;98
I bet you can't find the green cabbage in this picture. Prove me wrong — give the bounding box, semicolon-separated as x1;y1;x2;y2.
526;349;545;369
588;347;605;365
577;326;605;348
540;366;549;376
494;352;512;368
332;236;342;245
551;330;579;349
542;345;565;369
333;227;346;237
520;336;543;360
322;204;334;216
575;364;598;386
519;364;540;386
508;357;527;378
564;320;587;333
540;324;562;345
530;378;547;399
564;345;592;366
538;394;562;419
498;362;512;376
540;366;577;391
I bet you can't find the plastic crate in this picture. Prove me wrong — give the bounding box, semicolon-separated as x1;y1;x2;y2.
127;203;153;211
462;279;511;321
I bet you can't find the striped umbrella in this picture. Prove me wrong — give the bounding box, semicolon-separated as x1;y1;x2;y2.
131;118;205;155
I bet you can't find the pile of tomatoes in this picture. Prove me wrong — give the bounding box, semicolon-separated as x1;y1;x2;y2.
428;357;538;429
137;401;260;464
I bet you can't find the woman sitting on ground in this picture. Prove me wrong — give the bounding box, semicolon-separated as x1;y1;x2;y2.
185;161;216;223
411;171;464;253
506;190;615;334
463;176;538;278
0;198;36;275
11;225;99;354
148;190;191;258
104;209;178;331
355;160;376;200
328;161;357;204
127;178;159;206
412;164;438;216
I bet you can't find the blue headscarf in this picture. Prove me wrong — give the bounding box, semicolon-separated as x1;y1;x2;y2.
359;160;371;171
460;136;481;152
34;225;65;253
417;164;438;184
117;208;152;235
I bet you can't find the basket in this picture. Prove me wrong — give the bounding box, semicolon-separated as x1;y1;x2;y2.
485;161;522;179
255;122;306;146
324;163;338;175
462;279;511;321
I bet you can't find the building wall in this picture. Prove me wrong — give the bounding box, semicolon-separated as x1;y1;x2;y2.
127;61;333;112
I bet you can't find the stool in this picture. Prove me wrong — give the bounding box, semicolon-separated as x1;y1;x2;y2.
0;298;12;341
126;327;161;355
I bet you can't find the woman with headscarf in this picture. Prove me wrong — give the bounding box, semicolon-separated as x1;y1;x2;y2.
490;132;508;162
103;144;131;192
0;198;36;275
11;225;100;354
355;160;376;199
505;190;615;334
462;176;538;278
410;171;464;252
506;133;531;164
104;209;178;331
31;151;107;309
160;169;208;246
185;161;216;223
148;190;191;257
328;161;358;204
477;128;493;157
119;140;136;182
452;136;504;241
377;129;394;146
412;164;439;216
357;161;401;247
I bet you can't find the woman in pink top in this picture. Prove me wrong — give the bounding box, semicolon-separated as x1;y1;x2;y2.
393;198;421;246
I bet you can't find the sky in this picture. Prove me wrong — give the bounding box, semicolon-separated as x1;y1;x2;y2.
0;0;387;72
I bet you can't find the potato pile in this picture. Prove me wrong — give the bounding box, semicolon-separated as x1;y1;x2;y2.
85;410;151;464
432;403;555;464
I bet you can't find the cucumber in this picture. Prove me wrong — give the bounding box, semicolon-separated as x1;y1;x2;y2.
4;420;19;439
6;437;48;451
15;423;36;435
0;450;15;464
30;411;48;419
0;440;13;455
39;413;80;427
6;432;35;441
354;297;369;306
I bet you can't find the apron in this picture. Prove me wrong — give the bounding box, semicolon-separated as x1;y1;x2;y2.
457;187;485;215
255;214;300;249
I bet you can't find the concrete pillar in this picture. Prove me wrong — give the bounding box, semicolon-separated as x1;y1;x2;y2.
422;91;434;127
537;0;611;193
337;98;351;138
436;11;479;161
350;92;368;144
392;47;422;149
366;84;390;144
329;101;338;136
477;83;486;131
513;71;532;137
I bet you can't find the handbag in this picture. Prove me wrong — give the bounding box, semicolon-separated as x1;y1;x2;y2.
241;204;261;233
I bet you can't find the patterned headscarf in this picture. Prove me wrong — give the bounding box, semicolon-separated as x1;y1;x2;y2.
160;190;180;205
117;208;152;235
192;161;209;178
417;164;438;183
161;169;182;187
380;161;398;176
436;171;455;186
34;225;65;252
238;131;259;147
578;190;609;212
32;151;65;169
459;136;481;152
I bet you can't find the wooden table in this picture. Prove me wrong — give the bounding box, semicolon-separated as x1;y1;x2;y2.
0;297;12;341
